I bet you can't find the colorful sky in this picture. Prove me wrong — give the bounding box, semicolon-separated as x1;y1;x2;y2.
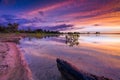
0;0;120;32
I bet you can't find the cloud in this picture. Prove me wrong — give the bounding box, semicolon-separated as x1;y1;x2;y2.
0;14;48;25
93;24;101;26
38;11;44;16
27;0;73;15
0;14;18;22
55;20;70;23
41;24;74;31
59;0;120;18
32;17;46;23
1;14;16;19
0;0;120;32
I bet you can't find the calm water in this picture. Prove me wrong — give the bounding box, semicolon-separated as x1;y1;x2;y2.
19;34;120;80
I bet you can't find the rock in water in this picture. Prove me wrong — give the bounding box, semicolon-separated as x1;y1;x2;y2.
56;58;112;80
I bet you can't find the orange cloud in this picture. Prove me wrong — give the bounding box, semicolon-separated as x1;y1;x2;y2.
59;0;120;27
72;11;120;27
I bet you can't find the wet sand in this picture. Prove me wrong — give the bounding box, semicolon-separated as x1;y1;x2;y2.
0;41;33;80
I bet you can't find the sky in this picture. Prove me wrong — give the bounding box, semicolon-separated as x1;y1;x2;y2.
0;0;120;32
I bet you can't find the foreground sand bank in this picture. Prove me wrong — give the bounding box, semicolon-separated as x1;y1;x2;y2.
0;42;33;80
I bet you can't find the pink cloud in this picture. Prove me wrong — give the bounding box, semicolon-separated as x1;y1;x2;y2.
27;0;74;16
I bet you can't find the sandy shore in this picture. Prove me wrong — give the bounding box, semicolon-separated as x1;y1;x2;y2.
0;41;33;80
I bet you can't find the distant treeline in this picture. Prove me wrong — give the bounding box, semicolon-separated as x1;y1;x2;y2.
0;23;60;34
0;23;102;34
0;23;18;33
65;32;100;34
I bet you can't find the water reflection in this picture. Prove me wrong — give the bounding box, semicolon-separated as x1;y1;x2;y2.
19;34;120;80
27;34;61;40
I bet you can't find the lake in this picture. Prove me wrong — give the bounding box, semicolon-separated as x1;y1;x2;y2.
19;34;120;80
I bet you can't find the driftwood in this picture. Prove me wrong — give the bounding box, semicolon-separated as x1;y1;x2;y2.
56;58;112;80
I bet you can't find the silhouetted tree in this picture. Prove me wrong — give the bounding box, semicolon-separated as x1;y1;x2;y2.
96;32;100;34
65;33;79;47
0;23;61;34
13;23;19;32
7;23;19;32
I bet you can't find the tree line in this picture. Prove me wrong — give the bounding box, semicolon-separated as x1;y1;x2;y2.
0;23;18;33
0;23;60;34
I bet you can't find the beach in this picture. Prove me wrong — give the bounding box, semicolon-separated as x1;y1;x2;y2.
0;34;33;80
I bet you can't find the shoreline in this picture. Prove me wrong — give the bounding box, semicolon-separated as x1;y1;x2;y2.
0;33;119;80
0;41;33;80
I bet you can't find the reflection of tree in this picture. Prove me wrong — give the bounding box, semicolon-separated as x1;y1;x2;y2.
25;34;61;40
65;34;79;47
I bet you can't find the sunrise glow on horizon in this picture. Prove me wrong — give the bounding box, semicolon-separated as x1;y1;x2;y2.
0;0;120;33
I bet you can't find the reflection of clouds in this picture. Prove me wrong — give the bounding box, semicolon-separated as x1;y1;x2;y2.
78;35;120;56
79;35;120;43
20;35;120;80
25;48;56;60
